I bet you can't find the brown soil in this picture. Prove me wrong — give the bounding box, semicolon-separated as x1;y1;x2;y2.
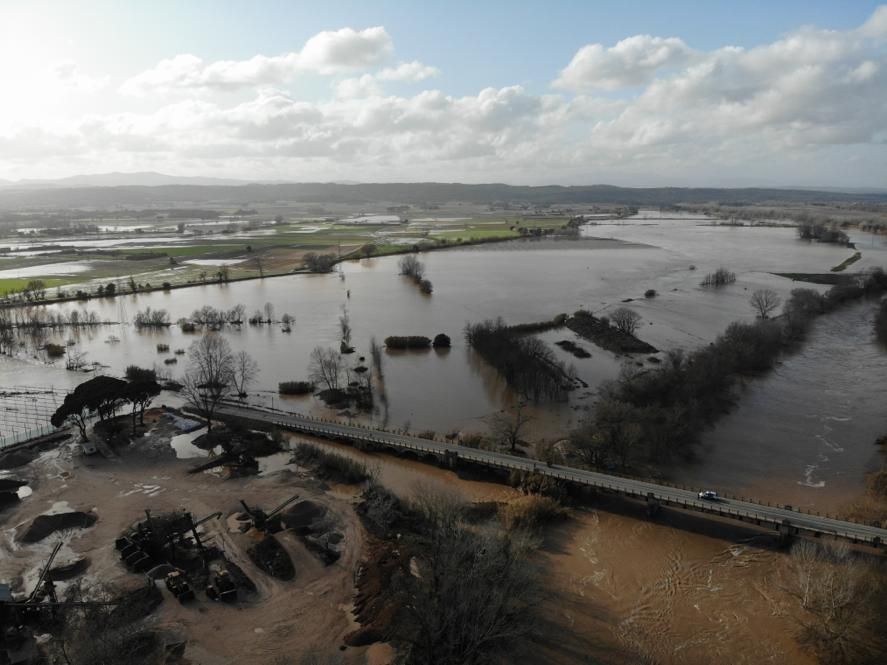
0;425;374;665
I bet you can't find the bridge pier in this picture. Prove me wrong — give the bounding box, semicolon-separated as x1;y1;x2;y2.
777;519;798;546
645;493;661;517
443;450;459;470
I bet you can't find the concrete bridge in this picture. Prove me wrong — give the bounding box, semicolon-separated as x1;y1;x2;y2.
216;402;887;549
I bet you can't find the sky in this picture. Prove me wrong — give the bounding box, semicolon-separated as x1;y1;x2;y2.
0;0;885;187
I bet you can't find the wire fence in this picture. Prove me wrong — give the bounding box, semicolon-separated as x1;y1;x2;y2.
0;386;65;449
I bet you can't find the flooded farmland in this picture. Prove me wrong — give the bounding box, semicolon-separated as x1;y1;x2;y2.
3;211;885;508
2;211;884;665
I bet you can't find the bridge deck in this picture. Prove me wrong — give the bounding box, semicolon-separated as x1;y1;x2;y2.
216;402;887;547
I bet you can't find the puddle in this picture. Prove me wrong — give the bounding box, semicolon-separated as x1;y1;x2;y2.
184;259;246;266
45;501;72;515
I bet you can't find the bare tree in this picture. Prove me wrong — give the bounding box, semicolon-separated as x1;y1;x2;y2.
181;334;235;432
308;346;342;391
263;301;275;324
610;307;642;335
788;540;885;663
339;310;352;346
398;254;425;280
398;489;540;665
369;336;384;378
750;288;782;319
231;350;259;397
487;401;533;452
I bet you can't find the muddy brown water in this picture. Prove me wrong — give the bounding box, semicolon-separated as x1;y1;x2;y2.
288;434;814;665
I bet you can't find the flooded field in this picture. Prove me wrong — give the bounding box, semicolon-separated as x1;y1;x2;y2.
1;210;884;665
3;211;885;504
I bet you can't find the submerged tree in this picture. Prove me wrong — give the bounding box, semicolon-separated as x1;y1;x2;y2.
308;346;343;392
610;307;642;335
231;350;260;397
750;289;782;319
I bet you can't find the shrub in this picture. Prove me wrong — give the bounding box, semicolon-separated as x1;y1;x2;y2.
303;252;337;272
500;495;567;532
384;336;431;349
419;278;434;294
278;381;315;395
133;307;170;328
290;443;371;483
432;333;451;348
700;267;736;287
644;289;657;298
179;321;197;333
125;365;157;382
459;432;489;449
44;343;65;358
156;343;170;353
162;282;172;291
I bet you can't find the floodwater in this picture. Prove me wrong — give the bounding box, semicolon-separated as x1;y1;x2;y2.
4;211;886;506
675;300;887;512
0;262;91;279
286;434;812;665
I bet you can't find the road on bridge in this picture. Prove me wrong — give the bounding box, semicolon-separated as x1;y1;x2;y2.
216;402;887;548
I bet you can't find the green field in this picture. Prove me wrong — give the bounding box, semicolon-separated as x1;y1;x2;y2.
0;213;572;301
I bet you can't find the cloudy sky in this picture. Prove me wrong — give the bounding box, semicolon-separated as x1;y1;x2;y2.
1;0;885;187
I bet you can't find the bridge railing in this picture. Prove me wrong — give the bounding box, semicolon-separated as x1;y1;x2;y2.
218;402;884;543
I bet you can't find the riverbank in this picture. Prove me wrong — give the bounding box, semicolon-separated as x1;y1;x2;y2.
0;230;581;311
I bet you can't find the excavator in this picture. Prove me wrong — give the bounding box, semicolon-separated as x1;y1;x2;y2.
238;495;299;535
1;542;119;665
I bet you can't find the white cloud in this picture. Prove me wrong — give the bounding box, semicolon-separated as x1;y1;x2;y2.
554;35;695;91
335;60;439;99
299;26;392;73
121;26;393;95
377;61;440;82
860;5;887;38
4;8;887;186
50;61;109;93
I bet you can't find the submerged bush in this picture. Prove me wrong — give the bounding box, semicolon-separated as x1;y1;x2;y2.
500;495;567;532
385;336;431;349
700;267;736;288
278;381;315;395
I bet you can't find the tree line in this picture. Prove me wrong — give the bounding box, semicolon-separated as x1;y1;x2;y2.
399;255;433;294
465;318;574;401
570;269;887;472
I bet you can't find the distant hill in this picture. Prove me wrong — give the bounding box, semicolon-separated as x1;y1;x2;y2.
0;171;253;189
1;180;886;209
